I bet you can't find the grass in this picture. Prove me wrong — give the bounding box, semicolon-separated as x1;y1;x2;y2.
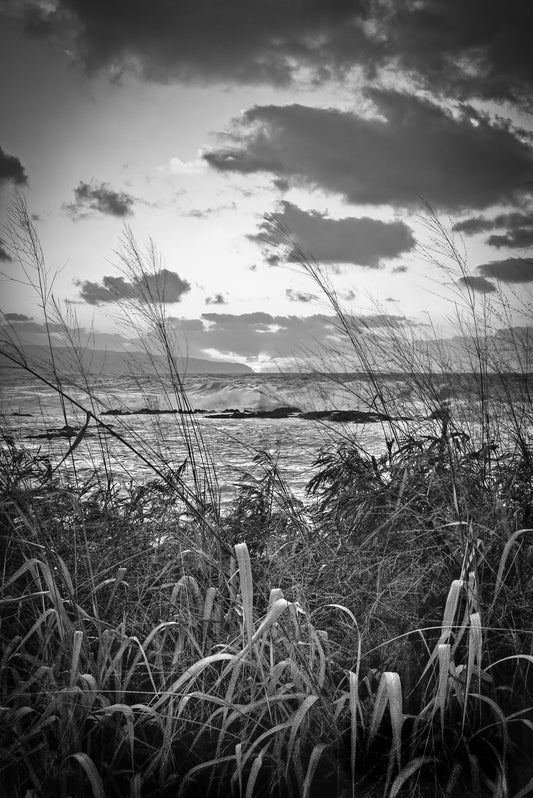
1;197;532;796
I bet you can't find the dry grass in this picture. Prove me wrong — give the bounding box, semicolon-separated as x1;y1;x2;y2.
1;198;532;796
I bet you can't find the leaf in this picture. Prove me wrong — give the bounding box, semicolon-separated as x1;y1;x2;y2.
302;743;328;798
153;653;238;708
286;695;319;767
235;542;254;652
51;411;91;474
389;756;434;798
69;630;84;688
65;753;105;798
368;672;403;771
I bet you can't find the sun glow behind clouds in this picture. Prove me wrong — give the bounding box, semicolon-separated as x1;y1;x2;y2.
0;1;532;370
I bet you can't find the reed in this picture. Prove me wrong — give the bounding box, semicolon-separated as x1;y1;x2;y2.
1;198;532;796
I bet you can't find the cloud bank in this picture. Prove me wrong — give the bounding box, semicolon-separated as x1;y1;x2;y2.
204;92;533;211
252;202;415;266
477;258;533;283
454;211;533;249
162;311;413;362
22;1;533;106
457;275;496;293
78;269;191;304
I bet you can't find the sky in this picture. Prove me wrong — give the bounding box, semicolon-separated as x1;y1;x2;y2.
1;0;532;371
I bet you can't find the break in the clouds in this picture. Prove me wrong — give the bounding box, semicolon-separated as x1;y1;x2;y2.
0;145;27;185
22;1;533;106
64;181;135;219
457;276;496;294
477;258;533;283
252;202;415;267
205;92;533;212
454;211;533;248
77;269;191;305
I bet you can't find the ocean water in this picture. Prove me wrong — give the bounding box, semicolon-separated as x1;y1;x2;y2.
0;369;528;503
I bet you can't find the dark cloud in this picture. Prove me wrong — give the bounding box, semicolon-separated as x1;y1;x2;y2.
477;258;533;283
356;314;410;330
487;230;533;249
453;216;492;235
204;93;533;211
161;311;414;361
21;2;533;106
454;211;532;235
64;181;135;219
205;293;226;305
3;313;33;321
0;238;12;262
0;320;64;334
392;265;408;273
252;202;415;266
178;312;341;360
379;1;533;109
0;145;27;185
22;0;370;86
457;275;497;293
454;210;533;248
77;269;191;304
286;289;314;303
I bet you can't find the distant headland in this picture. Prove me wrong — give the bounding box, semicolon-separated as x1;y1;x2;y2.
0;345;254;375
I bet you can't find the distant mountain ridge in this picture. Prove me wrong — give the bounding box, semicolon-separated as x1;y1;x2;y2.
0;345;254;375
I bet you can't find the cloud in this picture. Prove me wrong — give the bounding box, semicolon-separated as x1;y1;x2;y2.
21;2;533;106
182;202;237;219
454;210;533;248
477;257;533;283
252;202;415;266
286;289;314;303
169;157;206;175
457;275;497;293
204;92;533;211
159;311;414;362
3;313;33;321
0;320;65;337
0;238;11;262
77;269;191;304
454;212;532;235
0;145;28;186
205;293;226;305
377;2;533;109
22;0;370;86
453;217;493;235
166;312;338;361
488;230;533;249
357;314;410;329
64;180;135;219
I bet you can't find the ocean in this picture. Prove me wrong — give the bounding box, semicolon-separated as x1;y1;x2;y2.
1;369;528;504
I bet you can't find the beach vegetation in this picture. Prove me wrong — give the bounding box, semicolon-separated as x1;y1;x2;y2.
1;197;532;796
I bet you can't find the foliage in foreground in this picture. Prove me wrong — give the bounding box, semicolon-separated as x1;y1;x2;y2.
1;434;533;798
1;197;532;795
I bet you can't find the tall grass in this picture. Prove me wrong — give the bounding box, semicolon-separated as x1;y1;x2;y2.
1;198;533;796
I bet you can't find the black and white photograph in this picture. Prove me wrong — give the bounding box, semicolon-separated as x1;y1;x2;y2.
1;1;532;795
